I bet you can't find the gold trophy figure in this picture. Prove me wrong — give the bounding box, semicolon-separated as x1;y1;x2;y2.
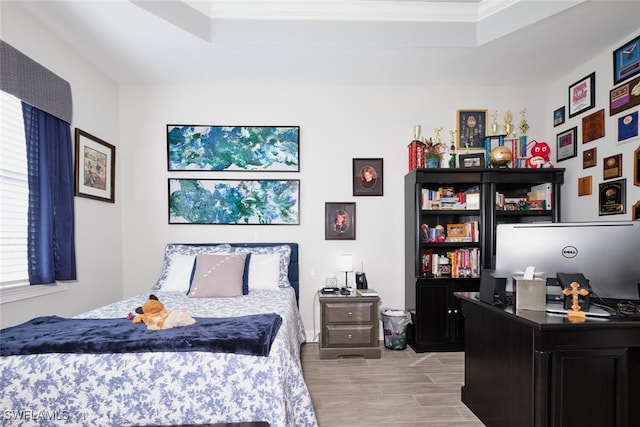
490;111;499;135
519;109;530;136
503;111;514;136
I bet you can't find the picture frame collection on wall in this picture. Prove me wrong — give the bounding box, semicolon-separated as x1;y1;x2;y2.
326;157;384;240
166;125;301;225
556;34;640;217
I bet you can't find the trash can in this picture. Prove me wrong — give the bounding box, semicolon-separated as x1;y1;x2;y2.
380;308;412;350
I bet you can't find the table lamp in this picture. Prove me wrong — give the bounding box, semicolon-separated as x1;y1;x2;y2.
339;254;353;289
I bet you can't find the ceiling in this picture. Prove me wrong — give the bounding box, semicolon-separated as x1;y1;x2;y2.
9;1;640;87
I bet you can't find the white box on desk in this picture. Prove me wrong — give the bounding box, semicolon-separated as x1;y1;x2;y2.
514;277;546;311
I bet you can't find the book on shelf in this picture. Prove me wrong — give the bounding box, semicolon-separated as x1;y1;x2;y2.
529;183;552;210
421;248;481;278
356;288;378;297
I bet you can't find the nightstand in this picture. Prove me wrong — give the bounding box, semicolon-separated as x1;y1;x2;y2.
318;293;381;359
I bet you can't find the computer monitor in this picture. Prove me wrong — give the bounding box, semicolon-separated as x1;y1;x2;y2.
494;221;640;301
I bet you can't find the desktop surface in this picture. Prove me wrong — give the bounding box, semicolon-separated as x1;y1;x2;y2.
463;292;640;326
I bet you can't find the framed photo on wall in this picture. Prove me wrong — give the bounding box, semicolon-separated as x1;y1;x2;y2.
456;110;487;150
325;202;356;240
635;145;640;186
568;72;596;118
75;128;115;203
599;179;626;216
553;106;565;127
613;35;640;85
352;158;383;196
556;127;577;162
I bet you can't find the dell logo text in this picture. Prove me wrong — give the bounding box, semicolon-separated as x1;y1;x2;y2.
562;246;578;258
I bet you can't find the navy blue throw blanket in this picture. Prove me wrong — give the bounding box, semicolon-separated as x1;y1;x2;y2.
0;313;282;357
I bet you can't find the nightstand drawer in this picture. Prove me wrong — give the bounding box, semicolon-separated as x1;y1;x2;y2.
323;325;376;347
324;301;376;324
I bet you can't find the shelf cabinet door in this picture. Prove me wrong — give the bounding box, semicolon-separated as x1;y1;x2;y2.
415;282;449;343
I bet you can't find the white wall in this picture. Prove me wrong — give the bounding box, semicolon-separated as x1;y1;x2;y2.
544;32;640;221
0;3;123;328
118;84;546;340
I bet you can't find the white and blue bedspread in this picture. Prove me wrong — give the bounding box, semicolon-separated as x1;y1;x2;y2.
0;288;318;427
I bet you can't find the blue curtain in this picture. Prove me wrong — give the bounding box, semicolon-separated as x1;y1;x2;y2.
22;102;77;284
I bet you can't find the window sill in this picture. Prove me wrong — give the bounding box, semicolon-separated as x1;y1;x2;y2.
0;283;69;304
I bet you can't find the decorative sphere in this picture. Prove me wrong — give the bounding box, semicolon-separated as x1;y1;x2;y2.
490;146;512;167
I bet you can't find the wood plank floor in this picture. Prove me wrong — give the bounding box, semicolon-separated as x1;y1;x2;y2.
301;343;484;427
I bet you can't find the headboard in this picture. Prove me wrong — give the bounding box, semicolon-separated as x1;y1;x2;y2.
175;243;299;303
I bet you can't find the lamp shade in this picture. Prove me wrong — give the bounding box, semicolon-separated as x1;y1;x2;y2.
339;254;353;272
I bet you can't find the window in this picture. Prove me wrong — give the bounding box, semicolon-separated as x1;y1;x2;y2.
0;91;29;288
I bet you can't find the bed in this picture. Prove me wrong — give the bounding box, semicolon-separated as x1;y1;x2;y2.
0;243;318;427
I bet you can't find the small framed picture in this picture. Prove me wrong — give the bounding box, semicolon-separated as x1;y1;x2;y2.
325;202;356;240
578;176;592;196
553;106;565;127
632;200;640;221
635;146;640;186
617;110;639;144
599;179;626;216
603;153;622;180
446;223;466;238
352;158;383;196
583;147;597;169
609;75;640;116
556;127;577;162
568;72;596;118
75;128;115;203
456;110;487;149
582;109;605;143
459;153;486;168
613;35;640;85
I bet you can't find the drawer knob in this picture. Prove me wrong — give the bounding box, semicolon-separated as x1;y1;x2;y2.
348;334;353;340
347;312;353;317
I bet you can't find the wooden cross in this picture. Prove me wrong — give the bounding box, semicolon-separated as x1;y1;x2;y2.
562;281;589;320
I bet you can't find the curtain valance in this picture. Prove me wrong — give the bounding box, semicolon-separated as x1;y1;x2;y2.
1;40;72;124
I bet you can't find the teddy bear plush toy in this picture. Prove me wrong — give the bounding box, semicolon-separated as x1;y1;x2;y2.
132;294;196;330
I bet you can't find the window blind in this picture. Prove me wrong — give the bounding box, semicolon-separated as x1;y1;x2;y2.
0;90;29;285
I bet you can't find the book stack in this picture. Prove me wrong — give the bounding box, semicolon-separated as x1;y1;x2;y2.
440;197;460;210
408;139;426;171
356;288;378;297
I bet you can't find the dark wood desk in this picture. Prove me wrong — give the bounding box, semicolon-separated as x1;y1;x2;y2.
457;293;640;427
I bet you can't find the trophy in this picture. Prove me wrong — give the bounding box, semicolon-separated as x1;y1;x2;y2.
503;111;514;136
490;111;500;135
519;109;530;136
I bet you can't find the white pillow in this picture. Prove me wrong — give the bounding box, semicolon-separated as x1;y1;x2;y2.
227;245;291;288
247;253;281;290
160;253;196;292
